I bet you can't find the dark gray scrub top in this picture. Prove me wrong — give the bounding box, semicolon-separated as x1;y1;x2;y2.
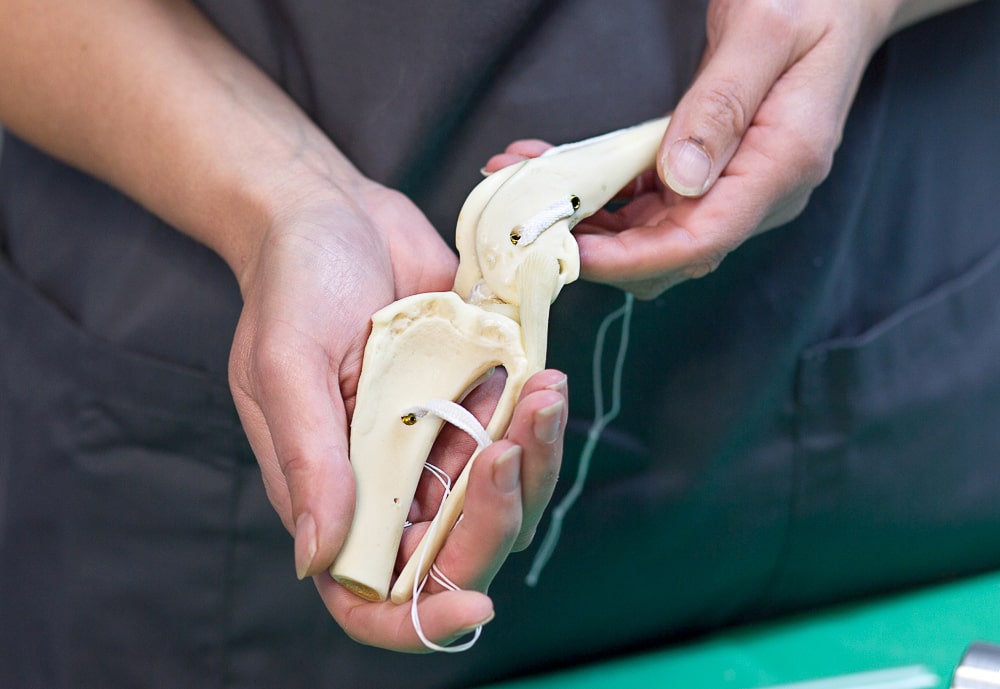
2;2;999;688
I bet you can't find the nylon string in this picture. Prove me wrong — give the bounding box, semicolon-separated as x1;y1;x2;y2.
525;291;634;586
401;400;491;653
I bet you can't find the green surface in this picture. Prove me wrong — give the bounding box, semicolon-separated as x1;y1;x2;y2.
478;570;1000;689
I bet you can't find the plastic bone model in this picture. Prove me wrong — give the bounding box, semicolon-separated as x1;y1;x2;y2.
330;115;671;603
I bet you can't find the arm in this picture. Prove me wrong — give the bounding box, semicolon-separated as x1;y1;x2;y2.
0;0;334;278
0;0;566;650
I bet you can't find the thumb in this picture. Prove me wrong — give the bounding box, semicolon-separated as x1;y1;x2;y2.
659;16;795;197
234;328;358;581
277;386;357;582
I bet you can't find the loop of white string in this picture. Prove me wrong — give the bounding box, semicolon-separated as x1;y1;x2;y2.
401;399;492;653
525;291;634;586
513;195;579;247
402;399;492;449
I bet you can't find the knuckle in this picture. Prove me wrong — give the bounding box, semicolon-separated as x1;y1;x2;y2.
681;239;730;282
779;192;814;228
699;79;751;140
806;136;837;184
279;451;313;481
252;326;300;382
709;0;800;50
752;0;800;42
511;527;537;553
788;121;838;188
627;279;674;301
682;255;725;282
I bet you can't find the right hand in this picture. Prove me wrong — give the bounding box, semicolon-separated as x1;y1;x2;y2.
484;0;976;300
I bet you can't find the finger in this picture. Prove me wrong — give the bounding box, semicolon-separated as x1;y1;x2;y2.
318;443;523;651
413;367;507;490
577;213;717;298
506;138;553;158
483;139;553;173
399;368;566;589
483;153;528;174
575;169;762;294
317;575;494;653
659;4;806;197
316;374;565;651
502;369;567;551
237;320;358;580
396;440;522;600
416;368;566;549
577;119;811;300
615;169;664;201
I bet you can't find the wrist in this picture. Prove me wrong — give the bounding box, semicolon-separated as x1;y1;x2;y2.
883;0;979;34
198;131;366;293
219;148;374;298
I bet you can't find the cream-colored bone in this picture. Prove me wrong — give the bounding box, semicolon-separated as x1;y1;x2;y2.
453;161;524;303
389;445;480;603
459;116;670;307
334;115;671;604
330;291;528;601
388;255;561;604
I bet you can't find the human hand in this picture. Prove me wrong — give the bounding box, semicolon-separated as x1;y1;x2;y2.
228;177;567;650
319;368;568;651
228;179;457;573
486;0;941;299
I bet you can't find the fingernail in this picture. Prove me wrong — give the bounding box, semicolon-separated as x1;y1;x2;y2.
533;400;564;445
662;137;712;196
493;446;522;493
294;512;318;580
459;610;495;635
546;374;568;396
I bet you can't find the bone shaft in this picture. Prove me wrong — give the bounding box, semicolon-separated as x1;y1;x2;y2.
331;413;444;601
390;449;478;604
551;116;670;218
332;292;530;602
516;253;560;374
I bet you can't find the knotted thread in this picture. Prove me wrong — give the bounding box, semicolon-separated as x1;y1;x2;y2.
400;399;492;653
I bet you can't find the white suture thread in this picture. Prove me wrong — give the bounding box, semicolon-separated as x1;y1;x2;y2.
401;400;491;653
514;196;578;247
402;399;492;449
525;291;634;586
